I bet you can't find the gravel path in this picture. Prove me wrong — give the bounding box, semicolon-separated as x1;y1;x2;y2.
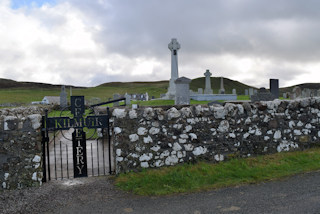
1;171;320;214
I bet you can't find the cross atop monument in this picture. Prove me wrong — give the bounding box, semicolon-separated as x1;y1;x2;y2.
168;38;180;55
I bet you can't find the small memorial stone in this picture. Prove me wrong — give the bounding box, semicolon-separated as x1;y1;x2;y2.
175;77;191;105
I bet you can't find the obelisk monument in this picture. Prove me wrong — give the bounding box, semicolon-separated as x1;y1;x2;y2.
166;38;181;99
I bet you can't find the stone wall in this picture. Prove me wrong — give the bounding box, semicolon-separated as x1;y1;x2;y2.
112;98;320;173
0;106;45;190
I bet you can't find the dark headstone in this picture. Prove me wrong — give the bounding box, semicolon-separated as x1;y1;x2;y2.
251;87;275;102
270;79;279;99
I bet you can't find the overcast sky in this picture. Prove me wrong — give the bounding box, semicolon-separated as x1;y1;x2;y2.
1;0;320;88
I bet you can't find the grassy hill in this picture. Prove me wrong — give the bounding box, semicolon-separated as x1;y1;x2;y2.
1;77;320;105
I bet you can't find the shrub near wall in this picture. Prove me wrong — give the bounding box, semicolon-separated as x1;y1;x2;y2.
112;98;320;173
0;106;44;190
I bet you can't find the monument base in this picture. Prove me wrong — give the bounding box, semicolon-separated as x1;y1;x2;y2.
191;94;237;101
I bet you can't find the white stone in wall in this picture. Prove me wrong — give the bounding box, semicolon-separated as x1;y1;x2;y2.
143;107;155;120
184;144;194;151
284;129;291;134
4;116;17;131
187;118;196;124
180;134;188;139
167;107;181;120
112;109;127;119
28;114;42;129
274;130;281;140
249;127;256;134
2;182;6;189
143;136;153;144
184;125;192;133
179;138;187;144
173;142;182;151
211;128;217;136
172;136;177;140
155;160;164;167
289;121;295;128
180;107;193;118
237;104;244;115
189;133;197;140
277;141;299;152
139;153;153;162
149;127;160;135
129;134;139;142
243;133;250;139
305;123;312;129
267;130;273;135
224;103;236;116
218;120;229;133
129;110;138;119
138;127;147;135
300;99;310;107
116;149;122;156
114;127;122;135
151;145;160;152
311;108;319;114
129;153;139;158
160;150;170;158
264;136;270;141
152;121;160;127
195;105;203;116
141;162;149;168
214;154;224;162
229;133;236;138
297;121;303;127
168;143;172;147
302;129;311;135
255;129;262;136
32;172;38;181
318;131;320;137
263;115;270;123
4;173;9;180
192;146;207;156
162;127;167;135
165;155;179;165
173;124;182;129
213;106;226;119
116;157;124;162
32;155;41;163
245;118;251;125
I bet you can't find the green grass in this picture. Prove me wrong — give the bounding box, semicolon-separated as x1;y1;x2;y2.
115;148;320;195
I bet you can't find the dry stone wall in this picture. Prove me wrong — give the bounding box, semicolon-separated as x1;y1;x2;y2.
0;106;44;190
112;98;320;173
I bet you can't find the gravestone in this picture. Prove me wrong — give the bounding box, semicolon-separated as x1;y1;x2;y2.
198;88;203;94
219;77;225;94
232;89;236;95
145;92;149;101
270;79;279;99
125;94;131;105
249;88;254;97
251;87;275;102
113;93;120;107
60;85;68;109
245;89;249;96
292;86;302;99
254;89;258;95
204;69;213;94
175;77;191;105
166;38;181;99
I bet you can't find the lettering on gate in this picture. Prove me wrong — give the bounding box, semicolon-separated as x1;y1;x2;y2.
45;96;109;178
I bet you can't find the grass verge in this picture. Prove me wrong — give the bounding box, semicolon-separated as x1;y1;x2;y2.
115;147;320;196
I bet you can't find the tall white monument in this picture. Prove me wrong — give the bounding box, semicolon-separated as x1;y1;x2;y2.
166;38;181;99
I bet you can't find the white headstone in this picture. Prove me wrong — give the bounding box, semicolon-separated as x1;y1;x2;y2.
175;77;191;105
219;77;225;94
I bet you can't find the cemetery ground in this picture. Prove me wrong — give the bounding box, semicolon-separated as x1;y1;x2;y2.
1;148;320;214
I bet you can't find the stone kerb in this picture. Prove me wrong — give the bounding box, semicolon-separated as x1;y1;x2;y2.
0;106;45;190
111;98;320;173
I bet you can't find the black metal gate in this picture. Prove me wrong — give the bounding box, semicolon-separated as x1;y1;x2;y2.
41;96;122;181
